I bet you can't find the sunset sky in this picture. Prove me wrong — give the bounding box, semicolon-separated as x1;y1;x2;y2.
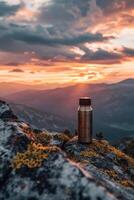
0;0;134;87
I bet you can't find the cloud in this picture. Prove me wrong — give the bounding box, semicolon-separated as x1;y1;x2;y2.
81;47;123;64
122;47;134;57
94;0;134;32
0;51;32;66
96;0;134;15
0;20;113;64
0;1;21;17
5;62;20;66
0;0;133;68
10;30;110;46
9;68;24;73
39;0;91;27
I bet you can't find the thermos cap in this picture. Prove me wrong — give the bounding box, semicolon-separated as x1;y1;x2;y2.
79;97;91;106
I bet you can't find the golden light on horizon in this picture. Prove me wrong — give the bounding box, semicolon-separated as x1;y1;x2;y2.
1;59;134;87
0;0;134;88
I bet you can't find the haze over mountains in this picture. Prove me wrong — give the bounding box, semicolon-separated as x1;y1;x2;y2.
0;82;32;96
10;103;72;132
2;79;134;143
0;82;72;96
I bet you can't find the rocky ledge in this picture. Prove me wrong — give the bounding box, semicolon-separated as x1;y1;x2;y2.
0;100;134;200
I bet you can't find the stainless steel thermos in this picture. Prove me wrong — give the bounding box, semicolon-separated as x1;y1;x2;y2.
78;97;93;143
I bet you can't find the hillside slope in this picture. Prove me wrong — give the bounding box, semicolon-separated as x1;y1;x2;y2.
0;82;33;97
5;79;134;142
10;103;72;132
0;100;134;200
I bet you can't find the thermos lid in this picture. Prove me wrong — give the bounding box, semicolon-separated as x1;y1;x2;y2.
79;97;91;106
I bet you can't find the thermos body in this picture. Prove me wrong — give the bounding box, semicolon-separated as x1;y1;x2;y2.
78;98;93;143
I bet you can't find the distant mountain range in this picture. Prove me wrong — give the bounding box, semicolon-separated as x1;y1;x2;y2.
10;103;72;132
0;82;72;96
0;82;32;96
4;78;134;143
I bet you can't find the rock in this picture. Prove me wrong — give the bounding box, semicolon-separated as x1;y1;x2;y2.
113;165;123;175
106;153;116;160
1;151;117;200
118;137;134;159
0;100;134;200
65;137;134;199
0;100;18;121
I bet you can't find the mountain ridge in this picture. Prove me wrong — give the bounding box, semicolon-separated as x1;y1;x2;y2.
4;79;134;143
4;78;134;98
0;100;134;200
10;103;72;132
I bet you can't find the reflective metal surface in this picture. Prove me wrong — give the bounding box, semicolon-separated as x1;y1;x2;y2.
78;100;93;143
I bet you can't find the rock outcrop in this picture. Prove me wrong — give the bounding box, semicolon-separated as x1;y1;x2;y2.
118;137;134;159
0;100;134;200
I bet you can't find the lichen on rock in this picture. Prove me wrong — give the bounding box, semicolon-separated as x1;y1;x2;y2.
0;100;134;200
65;137;134;189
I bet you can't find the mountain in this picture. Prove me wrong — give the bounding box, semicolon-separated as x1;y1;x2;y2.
117;79;134;85
0;82;74;97
5;79;134;143
10;103;72;132
0;100;134;200
0;82;34;96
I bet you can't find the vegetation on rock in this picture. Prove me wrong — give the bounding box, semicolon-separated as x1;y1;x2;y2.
65;138;134;188
12;142;59;169
1;100;134;200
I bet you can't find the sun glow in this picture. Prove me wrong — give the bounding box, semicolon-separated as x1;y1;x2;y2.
0;58;134;86
0;0;134;87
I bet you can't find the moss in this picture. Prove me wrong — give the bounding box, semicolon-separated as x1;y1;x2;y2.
102;169;134;187
88;140;134;169
68;139;134;172
119;180;134;188
80;150;99;158
12;142;59;169
103;169;118;179
54;133;70;143
34;132;52;145
32;142;59;152
66;139;134;188
21;127;52;146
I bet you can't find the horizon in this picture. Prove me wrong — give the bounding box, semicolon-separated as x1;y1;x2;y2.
0;77;134;91
0;0;134;87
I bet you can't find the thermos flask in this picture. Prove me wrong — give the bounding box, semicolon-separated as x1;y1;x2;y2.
78;97;93;143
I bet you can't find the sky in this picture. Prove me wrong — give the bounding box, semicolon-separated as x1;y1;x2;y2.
0;0;134;87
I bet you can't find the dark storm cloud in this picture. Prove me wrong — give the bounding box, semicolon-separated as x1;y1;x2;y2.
11;31;110;46
0;0;131;66
39;0;91;26
0;20;126;65
9;68;24;73
81;47;122;64
0;1;21;17
122;47;134;57
0;21;112;54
